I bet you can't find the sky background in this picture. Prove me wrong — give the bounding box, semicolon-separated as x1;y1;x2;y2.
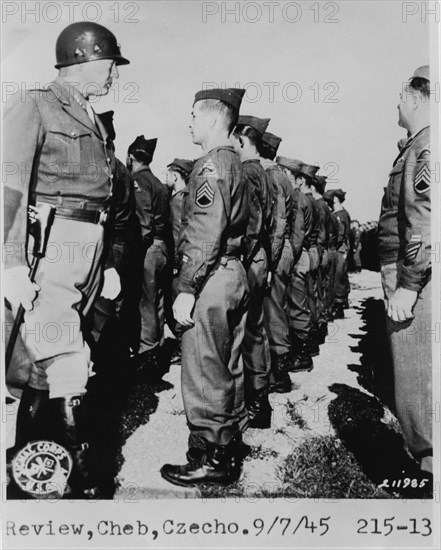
1;0;437;221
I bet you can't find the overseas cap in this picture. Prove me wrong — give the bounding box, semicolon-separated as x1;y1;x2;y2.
128;135;158;157
276;156;303;174
167;158;195;177
328;188;346;202
237;115;271;136
194;88;245;111
299;162;320;179
314;174;328;193
262;132;282;152
411;65;429;81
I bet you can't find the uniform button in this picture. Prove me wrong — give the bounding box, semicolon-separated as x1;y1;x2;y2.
70;130;77;137
107;157;111;162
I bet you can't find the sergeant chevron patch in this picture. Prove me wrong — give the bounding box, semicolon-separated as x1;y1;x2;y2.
414;164;431;194
404;242;422;264
195;181;215;208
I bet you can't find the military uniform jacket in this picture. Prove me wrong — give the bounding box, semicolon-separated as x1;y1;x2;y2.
334;207;351;252
304;193;320;249
3;78;115;269
261;159;293;272
315;197;331;249
242;159;274;266
132;167;170;247
328;212;340;251
290;188;309;261
378;126;431;292
175;145;249;295
169;188;186;269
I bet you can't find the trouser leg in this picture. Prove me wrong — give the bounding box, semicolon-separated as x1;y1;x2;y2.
381;263;432;468
139;239;168;354
287;248;312;342
242;247;271;399
181;259;249;446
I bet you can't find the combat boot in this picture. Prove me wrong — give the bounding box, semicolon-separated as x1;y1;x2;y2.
133;348;163;383
160;437;242;487
49;395;100;498
269;353;292;394
247;391;272;429
333;303;345;319
289;339;313;373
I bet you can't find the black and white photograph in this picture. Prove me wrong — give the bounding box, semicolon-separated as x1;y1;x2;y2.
1;0;440;548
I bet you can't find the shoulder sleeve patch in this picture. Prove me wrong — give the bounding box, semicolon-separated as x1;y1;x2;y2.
198;159;218;177
417;144;430;161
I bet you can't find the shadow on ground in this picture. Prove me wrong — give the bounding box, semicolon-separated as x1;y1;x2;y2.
327;383;429;498
86;320;173;497
347;297;395;409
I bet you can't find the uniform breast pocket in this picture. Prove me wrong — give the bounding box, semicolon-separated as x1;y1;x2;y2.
383;163;403;210
46;126;95;173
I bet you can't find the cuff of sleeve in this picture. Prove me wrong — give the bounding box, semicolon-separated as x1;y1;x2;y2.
175;276;197;295
398;266;428;292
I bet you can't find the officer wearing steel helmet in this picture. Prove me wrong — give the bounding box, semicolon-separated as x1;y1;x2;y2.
3;22;129;498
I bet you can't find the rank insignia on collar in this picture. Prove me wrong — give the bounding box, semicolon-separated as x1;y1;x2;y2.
414;164;431;194
195;181;215;208
12;441;72;499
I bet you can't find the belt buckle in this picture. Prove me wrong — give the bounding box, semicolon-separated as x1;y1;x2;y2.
99;210;108;225
220;256;228;267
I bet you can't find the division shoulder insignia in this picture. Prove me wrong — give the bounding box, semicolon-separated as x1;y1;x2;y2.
414;164;431;194
12;441;72;499
417;144;430;161
198;159;218;177
195;180;215;208
133;180;140;191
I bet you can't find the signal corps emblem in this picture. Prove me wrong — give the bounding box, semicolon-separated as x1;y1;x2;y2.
12;441;72;498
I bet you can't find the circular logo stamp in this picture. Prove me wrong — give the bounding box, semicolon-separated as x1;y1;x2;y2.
12;440;72;498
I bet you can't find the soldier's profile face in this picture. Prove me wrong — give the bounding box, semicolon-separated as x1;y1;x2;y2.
79;59;118;97
190;102;212;145
229;132;242;154
397;84;415;129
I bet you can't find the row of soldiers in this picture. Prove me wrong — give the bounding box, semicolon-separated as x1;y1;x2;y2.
4;22;356;495
92;96;354;486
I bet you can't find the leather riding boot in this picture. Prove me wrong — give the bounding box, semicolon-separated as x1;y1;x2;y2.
49;395;100;498
160;437;242;487
247;391;272;429
14;387;50;449
269;353;292;394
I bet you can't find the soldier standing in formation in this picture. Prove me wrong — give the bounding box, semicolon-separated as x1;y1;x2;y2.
231;116;274;428
378;66;432;476
160;88;250;486
127;136;170;379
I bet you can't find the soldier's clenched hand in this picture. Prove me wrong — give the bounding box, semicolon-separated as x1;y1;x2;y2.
386;287;418;322
101;267;121;300
4;266;40;311
173;293;195;327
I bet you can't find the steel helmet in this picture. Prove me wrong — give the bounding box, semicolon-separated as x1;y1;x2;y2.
55;22;130;69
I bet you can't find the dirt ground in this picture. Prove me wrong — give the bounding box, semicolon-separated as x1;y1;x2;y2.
5;269;428;500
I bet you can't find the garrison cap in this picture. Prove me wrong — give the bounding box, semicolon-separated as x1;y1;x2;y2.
97;110;115;141
314;174;328;194
262;132;282;152
329;188;346;202
194;88;245;111
276;156;303;174
167;158;194;177
128;135;158;157
411;65;429;81
299;162;320;179
237;115;271;136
